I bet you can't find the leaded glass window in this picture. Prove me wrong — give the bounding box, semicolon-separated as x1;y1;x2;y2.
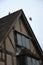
26;38;30;49
27;57;32;65
22;35;26;47
17;33;30;49
17;33;22;46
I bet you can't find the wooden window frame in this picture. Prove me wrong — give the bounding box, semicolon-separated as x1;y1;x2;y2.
14;30;31;49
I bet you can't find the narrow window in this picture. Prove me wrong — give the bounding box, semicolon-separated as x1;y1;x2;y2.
17;56;26;65
17;33;22;46
26;38;30;49
22;35;26;47
27;57;32;65
35;60;40;65
31;58;40;65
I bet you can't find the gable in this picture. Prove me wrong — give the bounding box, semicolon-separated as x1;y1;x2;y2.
18;13;42;56
0;9;43;65
0;9;42;57
15;18;29;36
14;16;40;56
0;10;20;43
19;19;29;36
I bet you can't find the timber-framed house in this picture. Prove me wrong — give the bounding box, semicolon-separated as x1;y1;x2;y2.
0;9;43;65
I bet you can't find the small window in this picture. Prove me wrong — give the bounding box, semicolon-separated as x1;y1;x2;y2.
26;38;30;49
32;58;36;65
31;58;40;65
17;34;22;46
27;57;32;65
17;56;26;65
35;60;40;65
17;33;30;49
22;35;26;47
17;54;40;65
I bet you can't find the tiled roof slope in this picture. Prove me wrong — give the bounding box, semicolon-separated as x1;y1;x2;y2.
0;10;20;42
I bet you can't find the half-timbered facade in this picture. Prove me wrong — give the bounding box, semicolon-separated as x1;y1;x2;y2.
0;9;43;65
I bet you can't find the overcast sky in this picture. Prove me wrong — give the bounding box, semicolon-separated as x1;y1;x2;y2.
0;0;43;50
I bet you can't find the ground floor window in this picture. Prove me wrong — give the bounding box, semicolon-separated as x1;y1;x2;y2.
17;56;27;65
28;57;40;65
17;56;40;65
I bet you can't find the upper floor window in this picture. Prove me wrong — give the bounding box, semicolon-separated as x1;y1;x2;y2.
17;33;30;49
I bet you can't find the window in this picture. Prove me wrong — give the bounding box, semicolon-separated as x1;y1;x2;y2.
35;60;40;65
17;56;26;65
27;57;32;65
26;38;30;49
17;33;30;49
32;58;36;65
17;33;22;46
27;57;40;65
22;35;26;47
17;55;40;65
31;58;40;65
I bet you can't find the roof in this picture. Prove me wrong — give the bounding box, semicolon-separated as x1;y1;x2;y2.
0;10;21;42
0;9;42;56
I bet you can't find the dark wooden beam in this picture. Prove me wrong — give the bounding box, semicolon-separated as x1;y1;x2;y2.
16;48;41;60
8;35;15;50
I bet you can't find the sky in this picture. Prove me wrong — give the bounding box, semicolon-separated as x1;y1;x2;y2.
0;0;43;50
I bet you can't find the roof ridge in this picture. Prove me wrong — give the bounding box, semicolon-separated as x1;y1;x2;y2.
0;9;23;20
0;9;22;43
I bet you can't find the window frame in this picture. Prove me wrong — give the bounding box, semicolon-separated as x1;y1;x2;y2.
15;30;31;49
17;56;40;65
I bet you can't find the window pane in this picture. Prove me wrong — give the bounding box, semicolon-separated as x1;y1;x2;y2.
31;58;40;65
27;57;32;65
17;34;22;46
26;38;30;49
17;33;30;49
17;56;26;65
32;58;36;65
22;36;26;47
36;60;40;65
